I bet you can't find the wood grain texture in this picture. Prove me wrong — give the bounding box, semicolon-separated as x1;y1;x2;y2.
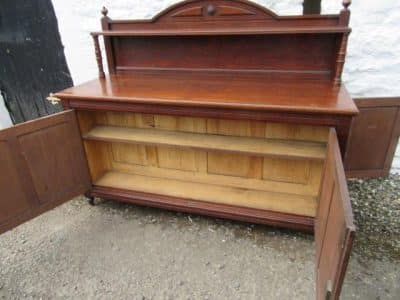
345;97;400;178
56;72;357;116
0;110;91;234
0;140;34;231
66;98;354;156
91;185;314;232
75;110;328;225
315;129;355;300
263;157;311;184
91;27;350;37
92;35;105;78
112;35;337;75
83;125;327;160
91;0;349;78
77;111;327;197
87;0;351;83
83;140;112;182
111;162;320;196
95;171;317;217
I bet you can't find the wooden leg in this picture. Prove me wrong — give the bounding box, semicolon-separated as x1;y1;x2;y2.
85;191;95;206
88;197;95;206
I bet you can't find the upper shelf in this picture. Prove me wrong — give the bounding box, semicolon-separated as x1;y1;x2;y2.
90;27;351;37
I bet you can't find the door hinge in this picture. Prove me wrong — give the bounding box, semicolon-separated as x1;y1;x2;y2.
46;93;61;105
340;229;346;250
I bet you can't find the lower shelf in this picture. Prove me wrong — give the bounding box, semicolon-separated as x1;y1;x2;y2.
91;184;314;232
94;171;317;217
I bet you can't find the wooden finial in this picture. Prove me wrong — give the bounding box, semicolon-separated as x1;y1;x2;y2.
101;6;108;17
342;0;351;10
339;0;351;25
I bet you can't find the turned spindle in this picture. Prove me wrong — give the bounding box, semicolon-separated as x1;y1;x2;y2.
91;6;110;78
100;6;115;74
334;0;352;85
92;34;105;78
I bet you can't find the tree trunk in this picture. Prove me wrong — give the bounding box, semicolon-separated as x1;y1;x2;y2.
0;0;72;124
303;0;321;15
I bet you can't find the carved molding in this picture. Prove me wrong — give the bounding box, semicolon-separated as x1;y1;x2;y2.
170;4;257;18
163;0;275;20
171;6;203;17
218;5;256;16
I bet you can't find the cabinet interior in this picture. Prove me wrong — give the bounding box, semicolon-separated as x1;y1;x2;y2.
77;110;329;217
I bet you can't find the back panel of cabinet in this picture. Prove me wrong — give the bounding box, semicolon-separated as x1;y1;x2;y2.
77;110;329;217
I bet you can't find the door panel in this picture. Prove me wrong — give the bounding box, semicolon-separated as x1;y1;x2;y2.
0;141;33;223
0;110;91;235
345;98;400;178
316;129;355;300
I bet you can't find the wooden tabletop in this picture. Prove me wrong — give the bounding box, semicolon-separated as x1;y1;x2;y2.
56;71;358;115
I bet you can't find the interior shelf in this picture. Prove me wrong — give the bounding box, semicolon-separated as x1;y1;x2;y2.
83;126;326;161
94;171;317;217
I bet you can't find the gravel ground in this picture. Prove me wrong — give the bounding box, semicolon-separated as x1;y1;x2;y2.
348;175;400;261
0;175;399;299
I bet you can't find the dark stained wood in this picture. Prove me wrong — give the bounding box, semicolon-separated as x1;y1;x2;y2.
315;129;355;300
56;70;357;155
333;32;349;85
55;72;357;115
90;0;351;83
0;110;91;234
111;35;337;75
91;27;350;36
345;97;400;178
92;35;105;78
333;2;352;85
91;186;314;232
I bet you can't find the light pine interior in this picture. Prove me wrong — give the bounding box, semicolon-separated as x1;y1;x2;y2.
77;110;329;217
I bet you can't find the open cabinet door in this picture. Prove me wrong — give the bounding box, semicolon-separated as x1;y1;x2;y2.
0;110;91;235
315;129;356;300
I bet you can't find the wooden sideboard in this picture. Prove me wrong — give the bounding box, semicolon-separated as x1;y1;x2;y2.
0;1;357;299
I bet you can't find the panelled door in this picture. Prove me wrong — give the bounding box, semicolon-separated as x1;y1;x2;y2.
315;129;356;300
0;110;91;235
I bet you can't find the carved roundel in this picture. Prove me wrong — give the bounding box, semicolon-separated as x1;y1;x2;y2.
168;0;262;19
206;5;217;16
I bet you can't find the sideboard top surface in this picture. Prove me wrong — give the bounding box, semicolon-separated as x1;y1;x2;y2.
56;71;357;115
